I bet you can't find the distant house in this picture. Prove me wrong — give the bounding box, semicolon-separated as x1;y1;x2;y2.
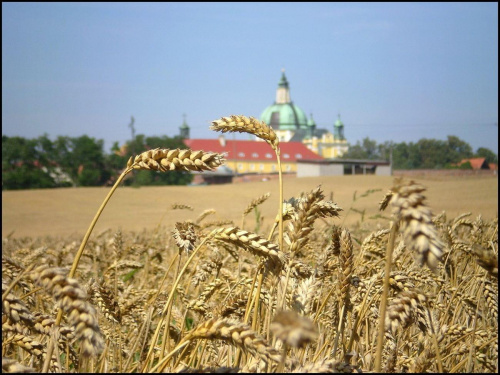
455;158;490;170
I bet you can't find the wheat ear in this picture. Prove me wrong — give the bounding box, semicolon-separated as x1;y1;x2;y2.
210;115;278;149
211;227;285;271
389;180;444;272
184;318;283;364
30;265;104;358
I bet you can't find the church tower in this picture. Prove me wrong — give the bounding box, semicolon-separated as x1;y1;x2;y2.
333;114;345;140
179;114;190;139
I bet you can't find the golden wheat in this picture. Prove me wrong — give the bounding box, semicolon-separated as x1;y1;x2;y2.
210;115;278;149
127;148;225;172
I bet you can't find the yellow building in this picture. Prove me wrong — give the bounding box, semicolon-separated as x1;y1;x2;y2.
183;136;323;175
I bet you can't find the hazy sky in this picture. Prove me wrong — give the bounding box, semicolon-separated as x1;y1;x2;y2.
2;2;498;154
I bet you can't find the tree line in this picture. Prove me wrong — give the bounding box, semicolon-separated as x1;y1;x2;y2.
341;135;497;169
2;134;192;190
2;133;497;190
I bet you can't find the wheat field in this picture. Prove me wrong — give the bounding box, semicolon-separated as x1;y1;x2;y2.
2;117;498;373
2;174;497;239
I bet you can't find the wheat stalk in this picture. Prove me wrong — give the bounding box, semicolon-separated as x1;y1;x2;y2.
210;115;285;301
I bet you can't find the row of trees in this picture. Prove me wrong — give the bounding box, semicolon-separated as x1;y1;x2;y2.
342;135;498;169
2;133;497;190
2;134;192;190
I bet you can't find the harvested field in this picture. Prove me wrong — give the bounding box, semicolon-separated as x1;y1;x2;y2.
2;175;497;238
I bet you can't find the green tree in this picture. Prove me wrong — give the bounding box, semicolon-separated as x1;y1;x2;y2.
342;137;380;160
377;141;393;162
416;138;449;168
35;134;73;187
2;136;56;190
54;135;109;186
459;161;473;169
475;147;498;164
446;135;473;162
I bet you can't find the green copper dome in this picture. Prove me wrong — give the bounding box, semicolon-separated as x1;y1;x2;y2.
260;103;308;130
260;70;308;131
334;114;344;127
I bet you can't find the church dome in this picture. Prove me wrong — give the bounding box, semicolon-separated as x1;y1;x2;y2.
260;70;308;131
261;102;308;131
334;114;344;127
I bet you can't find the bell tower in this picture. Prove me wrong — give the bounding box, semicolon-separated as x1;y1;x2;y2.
179;113;190;139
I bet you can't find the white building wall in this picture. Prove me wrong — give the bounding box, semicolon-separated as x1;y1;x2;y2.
297;163;344;177
297;163;321;177
319;164;344;176
376;165;392;176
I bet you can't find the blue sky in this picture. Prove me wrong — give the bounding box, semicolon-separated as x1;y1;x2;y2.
2;2;498;154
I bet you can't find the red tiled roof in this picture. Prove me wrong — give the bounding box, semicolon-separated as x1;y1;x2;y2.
458;158;488;170
183;138;323;162
488;163;498;170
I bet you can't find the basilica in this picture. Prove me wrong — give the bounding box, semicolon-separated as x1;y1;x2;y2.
180;70;350;177
259;70;349;158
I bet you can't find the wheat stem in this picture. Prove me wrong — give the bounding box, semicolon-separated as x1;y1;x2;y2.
143;235;210;371
374;220;398;372
42;167;132;373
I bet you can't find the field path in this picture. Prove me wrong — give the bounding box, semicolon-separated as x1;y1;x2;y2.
2;175;497;238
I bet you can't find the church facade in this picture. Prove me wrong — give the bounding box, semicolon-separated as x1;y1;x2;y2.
259;70;349;158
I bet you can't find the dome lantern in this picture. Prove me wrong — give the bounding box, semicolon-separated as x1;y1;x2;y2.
276;68;291;104
260;70;308;131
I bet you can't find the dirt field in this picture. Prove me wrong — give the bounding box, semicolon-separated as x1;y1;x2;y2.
2;175;497;238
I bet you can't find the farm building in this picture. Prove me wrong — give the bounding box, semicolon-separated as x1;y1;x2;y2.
455;158;492;170
296;158;392;177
